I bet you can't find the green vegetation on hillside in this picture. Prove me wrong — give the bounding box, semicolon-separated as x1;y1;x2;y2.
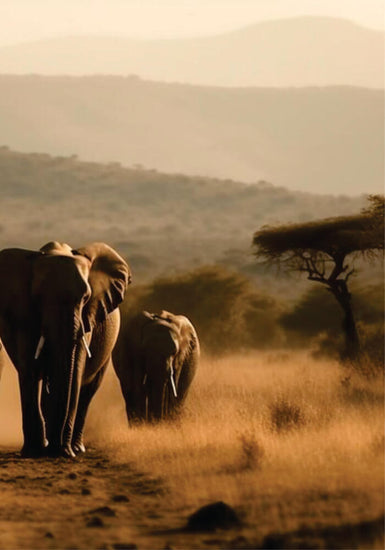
0;147;365;280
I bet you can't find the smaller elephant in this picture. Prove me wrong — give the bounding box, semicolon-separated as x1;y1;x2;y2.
113;310;200;421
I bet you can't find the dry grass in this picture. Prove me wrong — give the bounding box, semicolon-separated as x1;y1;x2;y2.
87;351;384;536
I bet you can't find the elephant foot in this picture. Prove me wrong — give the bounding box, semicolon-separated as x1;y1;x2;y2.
20;445;46;458
72;441;86;454
61;445;77;459
45;444;76;459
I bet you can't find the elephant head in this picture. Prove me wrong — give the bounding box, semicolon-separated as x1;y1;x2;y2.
0;241;130;457
140;311;180;418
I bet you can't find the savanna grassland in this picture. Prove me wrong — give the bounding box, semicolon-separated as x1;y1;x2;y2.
87;351;384;548
1;350;383;549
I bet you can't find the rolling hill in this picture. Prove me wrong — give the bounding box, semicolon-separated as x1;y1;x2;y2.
0;147;366;280
0;17;382;88
0;75;382;195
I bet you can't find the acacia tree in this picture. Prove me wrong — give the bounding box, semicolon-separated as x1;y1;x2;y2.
253;195;384;361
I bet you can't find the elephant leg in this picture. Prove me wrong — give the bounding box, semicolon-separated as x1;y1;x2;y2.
71;363;108;454
123;390;137;422
120;387;146;423
133;383;148;421
117;371;146;423
19;373;46;457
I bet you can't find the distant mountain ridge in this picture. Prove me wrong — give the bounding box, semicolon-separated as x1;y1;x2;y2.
0;17;382;88
0;75;382;195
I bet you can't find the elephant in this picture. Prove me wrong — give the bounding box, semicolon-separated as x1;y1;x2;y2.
0;241;130;458
112;310;200;421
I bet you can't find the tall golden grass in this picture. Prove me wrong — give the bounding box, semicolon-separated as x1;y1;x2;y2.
87;351;384;535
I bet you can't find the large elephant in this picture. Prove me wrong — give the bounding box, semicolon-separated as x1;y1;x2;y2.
113;310;200;421
0;241;130;458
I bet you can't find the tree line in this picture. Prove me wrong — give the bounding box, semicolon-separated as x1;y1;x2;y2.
120;195;383;372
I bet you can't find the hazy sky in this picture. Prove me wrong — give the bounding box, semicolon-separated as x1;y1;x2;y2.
0;0;383;46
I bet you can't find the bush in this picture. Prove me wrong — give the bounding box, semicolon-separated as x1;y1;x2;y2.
269;398;305;432
280;287;340;340
280;284;384;365
238;432;265;471
121;265;283;354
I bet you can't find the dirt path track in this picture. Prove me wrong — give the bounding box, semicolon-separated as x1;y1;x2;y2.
0;447;193;550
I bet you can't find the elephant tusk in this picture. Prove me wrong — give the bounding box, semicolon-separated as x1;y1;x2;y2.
170;365;177;398
82;335;92;358
142;373;147;385
34;336;45;360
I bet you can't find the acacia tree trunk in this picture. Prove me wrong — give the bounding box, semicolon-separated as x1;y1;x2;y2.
329;280;360;362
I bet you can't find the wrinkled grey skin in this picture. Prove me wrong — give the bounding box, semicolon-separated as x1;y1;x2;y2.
113;310;200;421
0;241;130;458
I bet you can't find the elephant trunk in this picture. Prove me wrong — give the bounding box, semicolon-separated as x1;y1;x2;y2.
44;312;82;457
146;357;176;421
47;342;77;457
147;378;166;421
61;339;87;455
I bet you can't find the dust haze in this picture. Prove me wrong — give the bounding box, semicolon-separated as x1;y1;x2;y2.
0;18;382;88
0;356;22;447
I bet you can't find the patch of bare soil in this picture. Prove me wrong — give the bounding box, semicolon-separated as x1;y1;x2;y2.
0;447;253;550
0;445;384;550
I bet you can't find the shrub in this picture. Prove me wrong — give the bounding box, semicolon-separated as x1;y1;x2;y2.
222;432;265;474
121;265;283;354
357;323;384;376
281;284;384;366
238;432;265;471
269;398;305;432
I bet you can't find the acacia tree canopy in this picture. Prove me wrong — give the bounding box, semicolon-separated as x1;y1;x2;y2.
252;195;384;361
253;195;383;279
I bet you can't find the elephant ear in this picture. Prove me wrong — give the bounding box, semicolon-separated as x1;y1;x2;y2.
74;243;131;332
176;315;200;361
